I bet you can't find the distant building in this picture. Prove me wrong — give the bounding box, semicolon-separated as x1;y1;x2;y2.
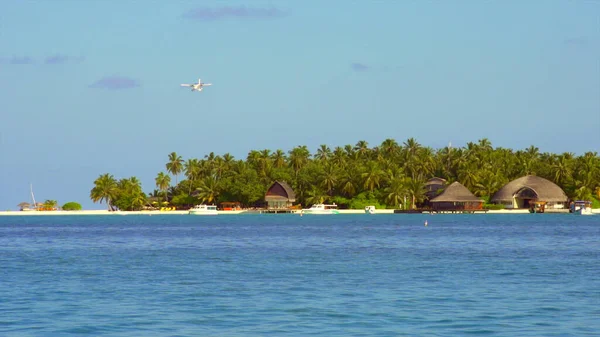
424;177;447;206
265;181;296;209
490;175;568;209
430;181;484;211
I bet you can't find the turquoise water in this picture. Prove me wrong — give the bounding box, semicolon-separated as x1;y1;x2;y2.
1;214;599;336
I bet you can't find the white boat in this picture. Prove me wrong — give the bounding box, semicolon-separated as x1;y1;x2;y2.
365;206;376;214
302;203;340;215
189;204;218;215
570;201;594;215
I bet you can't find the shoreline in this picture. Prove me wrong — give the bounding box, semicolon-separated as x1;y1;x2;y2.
1;209;597;216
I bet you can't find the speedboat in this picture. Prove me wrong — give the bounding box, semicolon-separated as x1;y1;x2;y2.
365;206;376;214
189;204;218;215
570;201;594;215
302;203;340;215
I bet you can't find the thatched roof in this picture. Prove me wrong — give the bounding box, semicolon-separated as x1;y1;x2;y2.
425;177;447;199
430;182;483;202
491;175;568;203
425;177;447;186
265;181;296;202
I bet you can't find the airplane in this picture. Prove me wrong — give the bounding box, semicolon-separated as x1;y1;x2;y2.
180;78;212;92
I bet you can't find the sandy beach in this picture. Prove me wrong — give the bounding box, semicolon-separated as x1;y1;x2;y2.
0;209;378;216
2;208;596;216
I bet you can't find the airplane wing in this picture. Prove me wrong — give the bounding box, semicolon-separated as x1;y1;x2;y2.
180;84;192;87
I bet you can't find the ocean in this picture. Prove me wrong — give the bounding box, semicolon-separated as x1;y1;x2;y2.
1;214;598;336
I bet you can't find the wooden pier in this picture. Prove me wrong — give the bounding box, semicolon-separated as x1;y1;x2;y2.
394;209;489;214
244;208;298;214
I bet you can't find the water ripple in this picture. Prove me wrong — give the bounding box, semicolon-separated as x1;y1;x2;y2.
0;214;598;336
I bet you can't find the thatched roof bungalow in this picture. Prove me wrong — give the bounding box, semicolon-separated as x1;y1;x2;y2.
430;181;484;211
265;181;296;209
424;177;447;200
490;175;568;209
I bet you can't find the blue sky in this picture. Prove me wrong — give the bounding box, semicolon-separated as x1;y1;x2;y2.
1;1;599;210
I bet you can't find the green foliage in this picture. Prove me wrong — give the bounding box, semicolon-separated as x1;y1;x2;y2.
62;202;82;211
43;200;58;209
592;197;600;209
349;192;385;210
330;196;351;208
93;176;147;211
90;173;118;210
90;138;600;210
171;193;197;208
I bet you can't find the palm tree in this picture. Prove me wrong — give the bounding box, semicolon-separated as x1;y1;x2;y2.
354;140;370;159
380;138;400;160
305;186;327;205
43;200;58;210
155;172;171;203
361;162;384;192
271;149;286;168
315;144;331;162
405;177;426;209
288;145;310;176
166;152;184;185
331;147;346;167
385;177;408;208
403;137;421;158
339;170;357;198
222;153;235;169
194;176;220;204
90;173;118;210
551;154;573;186
473;170;502;198
320;163;338;195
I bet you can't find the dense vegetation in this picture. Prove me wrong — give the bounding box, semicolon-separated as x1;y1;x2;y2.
90;138;600;211
62;202;83;211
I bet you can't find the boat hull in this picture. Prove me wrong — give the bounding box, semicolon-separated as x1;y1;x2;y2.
302;210;339;215
189;210;218;215
302;203;340;215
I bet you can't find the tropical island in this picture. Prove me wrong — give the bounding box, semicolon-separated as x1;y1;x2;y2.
87;138;600;212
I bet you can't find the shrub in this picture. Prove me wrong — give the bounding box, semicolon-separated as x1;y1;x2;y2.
349;192;384;210
62;202;82;211
592;197;600;209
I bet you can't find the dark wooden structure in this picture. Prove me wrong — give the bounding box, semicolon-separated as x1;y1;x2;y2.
430;182;484;212
423;177;448;207
265;181;296;209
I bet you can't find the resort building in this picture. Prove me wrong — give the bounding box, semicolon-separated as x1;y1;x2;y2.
424;177;447;205
490;175;568;209
265;181;296;209
430;181;484;211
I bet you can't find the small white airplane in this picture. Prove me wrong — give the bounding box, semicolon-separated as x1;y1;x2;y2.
180;78;212;92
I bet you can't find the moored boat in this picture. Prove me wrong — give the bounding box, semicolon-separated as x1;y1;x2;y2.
302;203;339;215
189;204;218;215
570;201;594;215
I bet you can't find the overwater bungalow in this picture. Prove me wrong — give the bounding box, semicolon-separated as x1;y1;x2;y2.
430;182;484;212
490;175;568;210
265;181;296;209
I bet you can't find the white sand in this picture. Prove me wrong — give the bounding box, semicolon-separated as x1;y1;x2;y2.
0;208;596;216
